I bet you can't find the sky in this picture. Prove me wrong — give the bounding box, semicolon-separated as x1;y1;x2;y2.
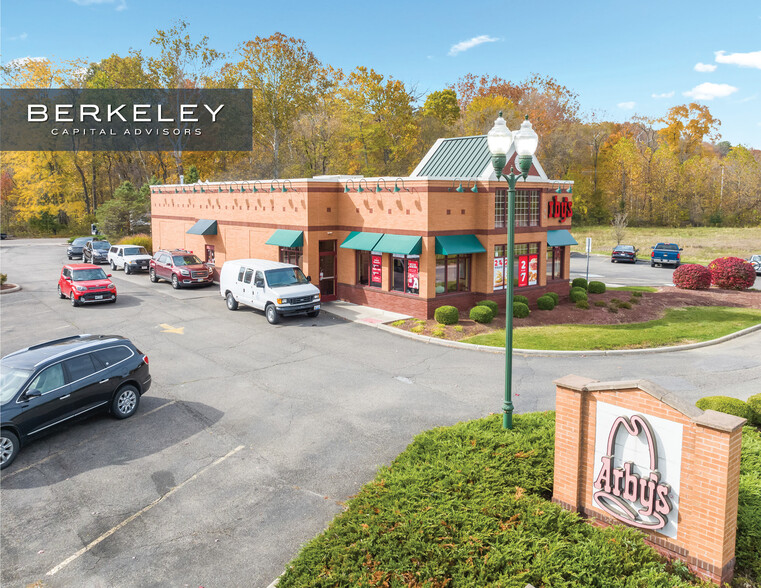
2;0;760;149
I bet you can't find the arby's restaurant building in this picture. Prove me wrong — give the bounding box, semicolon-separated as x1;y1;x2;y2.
150;134;577;318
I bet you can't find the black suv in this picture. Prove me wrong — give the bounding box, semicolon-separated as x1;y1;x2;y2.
83;239;112;264
67;236;91;260
0;335;151;469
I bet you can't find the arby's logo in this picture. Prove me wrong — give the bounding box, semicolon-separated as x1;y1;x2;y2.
593;414;673;530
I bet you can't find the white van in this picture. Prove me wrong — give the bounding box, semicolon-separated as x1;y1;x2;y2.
219;259;321;324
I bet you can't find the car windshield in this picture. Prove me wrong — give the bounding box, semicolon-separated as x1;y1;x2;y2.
72;238;90;246
92;241;110;250
72;268;108;281
124;247;148;256
0;364;32;405
615;246;634;252
172;255;202;266
658;244;679;250
265;267;309;288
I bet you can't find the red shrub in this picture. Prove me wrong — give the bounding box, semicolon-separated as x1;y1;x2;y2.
707;256;756;290
672;264;712;290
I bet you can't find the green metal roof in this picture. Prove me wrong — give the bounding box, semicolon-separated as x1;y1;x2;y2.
373;234;422;255
547;229;578;247
266;229;303;248
340;231;383;251
435;235;486;255
414;136;490;178
186;219;218;235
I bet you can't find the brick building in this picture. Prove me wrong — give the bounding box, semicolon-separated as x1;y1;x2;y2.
150;135;576;318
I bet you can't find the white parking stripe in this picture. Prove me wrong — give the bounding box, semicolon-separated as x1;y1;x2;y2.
46;444;244;576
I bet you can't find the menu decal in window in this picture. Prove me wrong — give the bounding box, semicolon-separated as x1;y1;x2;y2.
518;255;528;287
493;257;504;289
407;259;419;290
528;254;538;286
371;253;382;286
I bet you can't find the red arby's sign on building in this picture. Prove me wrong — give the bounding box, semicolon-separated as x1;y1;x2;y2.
548;194;573;222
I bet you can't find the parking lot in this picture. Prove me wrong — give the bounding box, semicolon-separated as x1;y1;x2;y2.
2;239;760;587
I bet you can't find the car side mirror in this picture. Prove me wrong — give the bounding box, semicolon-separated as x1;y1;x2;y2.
25;389;42;399
679;248;684;251
107;274;112;278
306;275;312;282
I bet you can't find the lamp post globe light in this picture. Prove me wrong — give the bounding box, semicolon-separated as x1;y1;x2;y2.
487;112;539;430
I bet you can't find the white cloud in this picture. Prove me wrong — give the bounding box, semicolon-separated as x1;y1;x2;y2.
617;101;636;110
8;32;28;41
683;82;739;100
651;91;674;99
5;56;46;68
71;0;127;10
715;50;761;70
448;35;499;56
694;62;717;72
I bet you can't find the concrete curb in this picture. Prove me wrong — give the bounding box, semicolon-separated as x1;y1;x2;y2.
0;283;22;294
374;321;761;357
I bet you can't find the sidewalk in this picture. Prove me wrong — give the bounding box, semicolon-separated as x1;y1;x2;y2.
321;300;410;326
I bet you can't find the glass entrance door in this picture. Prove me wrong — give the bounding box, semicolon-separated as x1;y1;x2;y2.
318;240;337;301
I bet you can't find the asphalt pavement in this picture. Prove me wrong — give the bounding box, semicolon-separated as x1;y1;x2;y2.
1;239;760;587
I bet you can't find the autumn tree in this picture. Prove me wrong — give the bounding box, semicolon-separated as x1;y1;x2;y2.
658;103;721;162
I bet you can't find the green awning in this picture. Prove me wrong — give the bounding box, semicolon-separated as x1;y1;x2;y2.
266;229;304;248
547;229;578;247
340;231;383;251
186;219;218;235
373;234;422;255
435;235;486;255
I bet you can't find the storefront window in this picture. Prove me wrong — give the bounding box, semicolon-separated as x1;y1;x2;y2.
494;243;539;289
435;254;470;294
495;189;540;228
391;255;419;294
547;246;563;280
357;250;382;288
279;246;302;267
357;250;370;285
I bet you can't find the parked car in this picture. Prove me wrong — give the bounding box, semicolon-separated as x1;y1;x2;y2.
67;237;91;260
219;259;321;324
149;249;214;289
749;255;761;276
650;243;682;267
0;334;151;469
108;244;152;274
611;245;638;263
58;264;117;306
83;239;112;264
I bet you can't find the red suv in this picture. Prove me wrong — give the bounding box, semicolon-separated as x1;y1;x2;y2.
149;249;214;289
58;264;117;306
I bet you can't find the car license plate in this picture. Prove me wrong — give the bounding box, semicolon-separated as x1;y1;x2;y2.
95;295;103;300
314;305;320;310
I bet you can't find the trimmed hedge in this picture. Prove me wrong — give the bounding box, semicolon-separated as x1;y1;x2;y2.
588;281;606;294
434;305;459;325
117;233;153;254
696;396;754;422
536;295;555;310
576;300;590;309
513;302;530;318
708;256;756;290
476;300;499;317
469;306;494;324
570;287;588;303
571;277;588;290
746;394;761;426
673;263;712;290
545;292;559;305
514;295;529;306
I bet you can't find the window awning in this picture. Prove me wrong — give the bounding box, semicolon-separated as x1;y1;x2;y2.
373;234;422;255
547;229;578;247
186;219;218;235
266;229;303;248
435;235;486;255
340;231;383;251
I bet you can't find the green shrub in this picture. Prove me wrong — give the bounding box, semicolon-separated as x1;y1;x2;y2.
576;300;590;310
476;300;499;318
0;273;7;286
610;297;622;304
617;301;632;310
453;325;463;333
545;291;559;305
569;288;588;303
588;281;606;294
514;295;529;305
432;327;446;338
594;300;607;307
117;234;153;254
737;426;761;580
607;306;619;313
513;302;530;318
434;305;459;325
536;295;556;310
470;305;494;324
696;396;754;422
629;296;640;304
747;394;761;426
632;291;643;297
411;325;425;333
571;277;588;290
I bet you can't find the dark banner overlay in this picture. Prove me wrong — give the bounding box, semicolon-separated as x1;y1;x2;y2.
0;88;253;152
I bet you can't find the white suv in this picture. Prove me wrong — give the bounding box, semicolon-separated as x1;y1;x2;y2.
108;245;153;274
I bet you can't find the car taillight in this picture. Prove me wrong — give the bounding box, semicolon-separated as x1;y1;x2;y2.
143;355;149;365
651;251;655;258
677;252;680;260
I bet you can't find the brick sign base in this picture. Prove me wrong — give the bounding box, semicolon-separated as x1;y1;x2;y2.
552;375;745;585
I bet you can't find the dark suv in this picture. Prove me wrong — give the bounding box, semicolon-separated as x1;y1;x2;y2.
83;239;112;264
149;249;214;289
67;237;91;260
0;335;151;469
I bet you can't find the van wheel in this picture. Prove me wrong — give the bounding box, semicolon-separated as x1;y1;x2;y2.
0;430;20;470
307;309;320;318
150;268;158;283
265;304;280;325
226;292;238;310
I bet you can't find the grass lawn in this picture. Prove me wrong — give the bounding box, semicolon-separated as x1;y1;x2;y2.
462;306;761;351
570;226;761;264
277;413;761;587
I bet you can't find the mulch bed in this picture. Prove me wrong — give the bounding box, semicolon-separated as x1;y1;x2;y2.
391;287;761;342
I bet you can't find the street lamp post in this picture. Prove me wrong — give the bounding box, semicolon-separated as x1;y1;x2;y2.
487;112;539;430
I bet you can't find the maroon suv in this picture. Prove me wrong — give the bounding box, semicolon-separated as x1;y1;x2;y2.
149;249;214;289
